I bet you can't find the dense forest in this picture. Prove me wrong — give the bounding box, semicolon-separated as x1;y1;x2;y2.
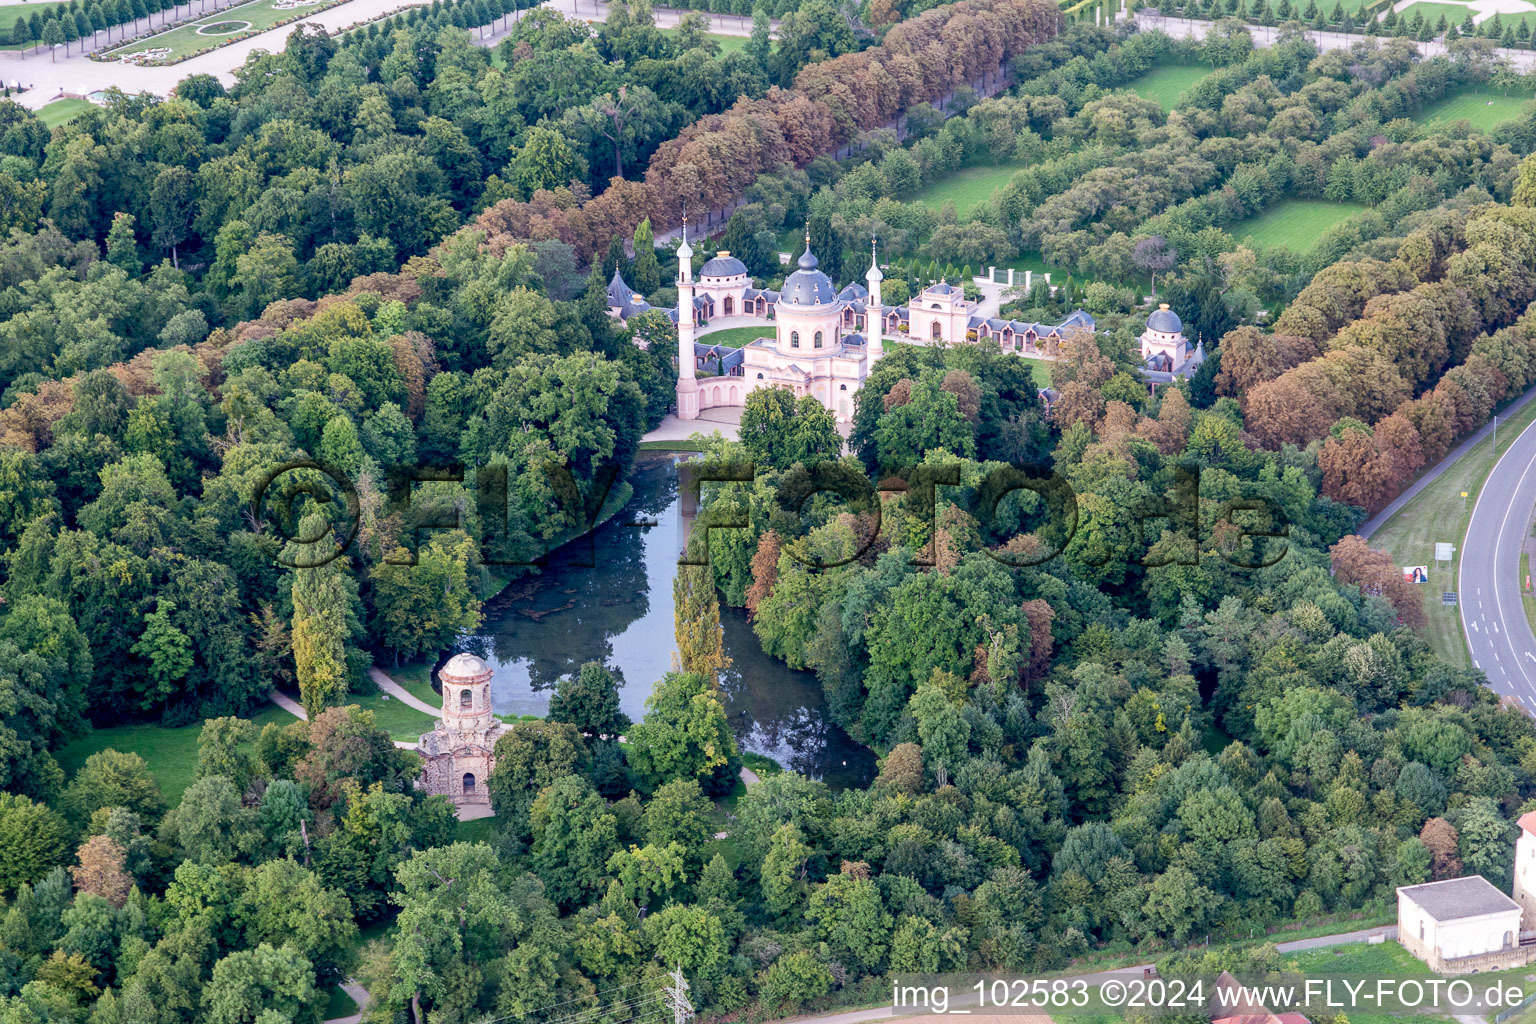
2;5;1536;1024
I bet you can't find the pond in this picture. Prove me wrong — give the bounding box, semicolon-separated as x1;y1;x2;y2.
457;454;876;789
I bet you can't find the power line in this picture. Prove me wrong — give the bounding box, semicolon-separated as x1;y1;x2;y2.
663;967;693;1024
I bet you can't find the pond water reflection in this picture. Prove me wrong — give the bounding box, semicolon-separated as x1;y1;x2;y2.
456;455;876;789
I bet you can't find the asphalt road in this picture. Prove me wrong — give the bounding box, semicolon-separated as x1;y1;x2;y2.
1460;414;1536;707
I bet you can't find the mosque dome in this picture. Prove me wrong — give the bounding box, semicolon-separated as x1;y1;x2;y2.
1147;303;1183;334
781;245;838;306
700;253;748;277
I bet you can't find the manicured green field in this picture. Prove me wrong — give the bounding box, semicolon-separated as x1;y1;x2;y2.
324;986;359;1020
910;161;1029;216
1233;199;1370;252
0;0;65;31
454;816;497;843
1396;0;1476;28
697;324;768;347
1282;942;1455;1024
1019;355;1051;388
36;98;92;127
1125;63;1210;110
55;703;294;805
103;0;334;63
659;26;754;54
1415;85;1533;131
329;689;437;742
1370;393;1536;669
388;659;440;706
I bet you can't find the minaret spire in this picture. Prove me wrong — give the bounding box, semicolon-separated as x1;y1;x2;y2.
675;207;698;421
865;234;884;364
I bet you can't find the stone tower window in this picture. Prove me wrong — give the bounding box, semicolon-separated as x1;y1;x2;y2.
814;331;823;348
460;688;473;709
790;330;799;348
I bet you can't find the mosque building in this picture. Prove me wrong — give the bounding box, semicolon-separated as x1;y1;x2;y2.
1138;303;1206;385
606;224;1098;424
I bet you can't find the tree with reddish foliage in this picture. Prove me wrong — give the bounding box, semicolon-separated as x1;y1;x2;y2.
1317;414;1423;514
745;530;783;619
1138;387;1192;455
1214;326;1284;397
1328;535;1426;630
1245;367;1343;449
71;834;132;907
1050;381;1105;434
940;370;981;422
1420;817;1462;880
1021;599;1055;687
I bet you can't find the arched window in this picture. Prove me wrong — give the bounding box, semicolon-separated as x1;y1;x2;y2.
463;773;476;795
790;330;800;348
756;373;764;379
839;384;848;390
931;322;943;340
460;688;473;709
814;331;823;348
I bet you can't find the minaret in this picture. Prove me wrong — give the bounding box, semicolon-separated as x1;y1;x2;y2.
675;215;699;421
865;235;883;363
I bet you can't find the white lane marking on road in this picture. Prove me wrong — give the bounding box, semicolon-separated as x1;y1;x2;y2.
1495;621;1502;634
1481;421;1536;692
1526;652;1536;663
1472;620;1481;632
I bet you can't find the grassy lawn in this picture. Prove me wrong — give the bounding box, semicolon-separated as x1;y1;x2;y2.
639;438;710;451
658;26;753;54
36;98;92;127
385;659;440;707
0;0;66;32
102;0;342;63
1415;85;1534;131
1021;355;1052;388
454;816;497;843
1523;550;1536;640
1124;63;1210;110
1281;941;1453;1024
1397;0;1477;29
1000;251;1070;285
1233;199;1370;252
910;161;1029;216
696;324;768;347
336;689;436;743
324;985;359;1020
55;703;294;806
1370;395;1536;669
